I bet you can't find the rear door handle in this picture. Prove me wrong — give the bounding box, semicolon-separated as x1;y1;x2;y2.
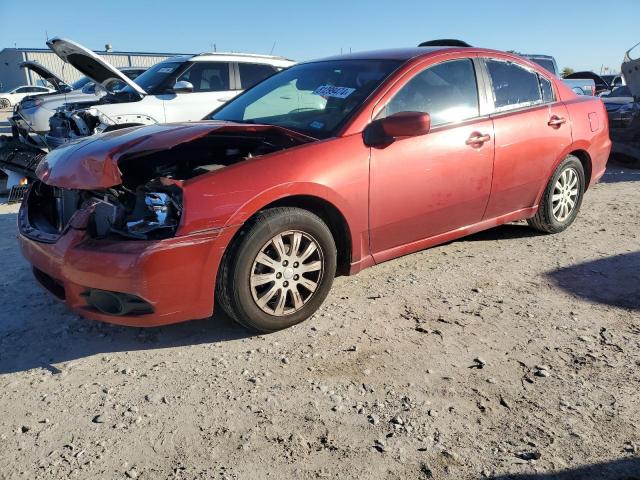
466;133;491;146
548;116;567;127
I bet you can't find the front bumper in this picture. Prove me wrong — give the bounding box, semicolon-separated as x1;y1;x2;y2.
18;203;231;327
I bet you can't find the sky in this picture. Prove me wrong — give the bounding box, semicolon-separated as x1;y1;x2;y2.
1;0;638;74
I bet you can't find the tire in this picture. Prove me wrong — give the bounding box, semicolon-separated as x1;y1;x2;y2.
527;155;585;233
216;207;337;332
0;98;10;109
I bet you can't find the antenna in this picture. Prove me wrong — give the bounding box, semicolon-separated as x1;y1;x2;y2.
45;30;49;41
270;41;276;55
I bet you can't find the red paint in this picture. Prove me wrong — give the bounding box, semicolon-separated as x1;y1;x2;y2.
20;47;611;326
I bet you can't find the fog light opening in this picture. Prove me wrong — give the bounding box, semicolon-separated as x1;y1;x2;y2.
81;289;154;316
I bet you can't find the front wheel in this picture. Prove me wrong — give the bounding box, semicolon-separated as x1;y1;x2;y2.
0;98;10;109
527;155;585;233
216;207;337;332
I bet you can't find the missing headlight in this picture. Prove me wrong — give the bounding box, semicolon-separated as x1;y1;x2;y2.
90;180;182;240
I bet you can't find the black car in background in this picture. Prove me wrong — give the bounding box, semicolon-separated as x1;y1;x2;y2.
565;71;611;95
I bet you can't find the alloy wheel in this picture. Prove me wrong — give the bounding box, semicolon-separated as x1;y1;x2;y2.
250;230;324;316
552;167;579;222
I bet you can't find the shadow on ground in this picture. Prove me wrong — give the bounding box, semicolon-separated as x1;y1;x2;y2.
0;210;254;376
491;457;640;480
547;251;640;311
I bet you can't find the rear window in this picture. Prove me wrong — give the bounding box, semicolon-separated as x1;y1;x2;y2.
529;58;557;76
239;63;279;89
486;60;542;110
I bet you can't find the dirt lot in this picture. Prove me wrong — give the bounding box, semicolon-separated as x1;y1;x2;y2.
0;131;639;477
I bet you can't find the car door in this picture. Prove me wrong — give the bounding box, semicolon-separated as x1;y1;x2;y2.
481;58;573;219
369;57;495;258
162;61;238;122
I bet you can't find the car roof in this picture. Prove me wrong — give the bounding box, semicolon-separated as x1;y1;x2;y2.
156;53;293;67
301;46;520;64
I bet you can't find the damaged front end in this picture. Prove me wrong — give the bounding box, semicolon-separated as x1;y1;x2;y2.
23;122;313;242
22;179;183;243
607;42;640;166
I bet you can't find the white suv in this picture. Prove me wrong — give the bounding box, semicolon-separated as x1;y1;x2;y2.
43;38;294;147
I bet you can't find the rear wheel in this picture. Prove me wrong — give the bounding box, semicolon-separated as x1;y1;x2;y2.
216;207;337;332
527;155;585;233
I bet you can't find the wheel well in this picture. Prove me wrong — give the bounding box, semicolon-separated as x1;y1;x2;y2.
253;195;352;276
569;150;593;189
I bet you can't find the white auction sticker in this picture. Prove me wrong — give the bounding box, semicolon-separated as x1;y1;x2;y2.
312;85;356;99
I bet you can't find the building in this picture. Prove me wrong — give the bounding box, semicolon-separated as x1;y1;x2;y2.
0;46;188;91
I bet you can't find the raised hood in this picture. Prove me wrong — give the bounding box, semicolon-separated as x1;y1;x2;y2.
36;122;316;190
20;61;71;93
623;41;640;98
46;37;147;98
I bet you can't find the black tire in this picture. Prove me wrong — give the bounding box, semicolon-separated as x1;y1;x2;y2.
216;207;337;332
527;155;585;233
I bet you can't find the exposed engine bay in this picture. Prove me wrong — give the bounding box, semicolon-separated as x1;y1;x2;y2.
22;129;309;241
46;93;141;148
26;179;183;241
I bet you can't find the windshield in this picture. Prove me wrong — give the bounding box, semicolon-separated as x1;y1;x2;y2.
71;76;92;90
210;59;402;138
120;61;184;95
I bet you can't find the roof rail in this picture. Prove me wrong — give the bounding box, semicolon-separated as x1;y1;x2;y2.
195;51;290;60
418;39;472;48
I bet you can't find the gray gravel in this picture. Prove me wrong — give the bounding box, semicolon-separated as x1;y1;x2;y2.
0;161;639;479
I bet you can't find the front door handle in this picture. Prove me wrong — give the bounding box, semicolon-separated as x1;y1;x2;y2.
548;115;567;127
466;133;491;146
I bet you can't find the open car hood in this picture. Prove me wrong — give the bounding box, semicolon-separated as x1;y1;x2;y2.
36;122;316;189
46;37;146;98
623;41;640;98
20;61;71;93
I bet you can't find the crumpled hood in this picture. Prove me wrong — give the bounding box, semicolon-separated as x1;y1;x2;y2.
36;121;316;189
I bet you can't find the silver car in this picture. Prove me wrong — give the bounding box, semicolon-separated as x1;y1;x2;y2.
11;61;145;139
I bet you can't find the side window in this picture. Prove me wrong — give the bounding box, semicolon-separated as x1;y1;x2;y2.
16;87;30;93
239;63;278;89
178;62;230;92
486;60;542;110
539;75;554;103
380;58;479;126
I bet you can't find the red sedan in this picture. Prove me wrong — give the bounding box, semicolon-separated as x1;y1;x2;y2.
19;46;611;331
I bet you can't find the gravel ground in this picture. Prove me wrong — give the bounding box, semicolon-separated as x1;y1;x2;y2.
0;161;639;480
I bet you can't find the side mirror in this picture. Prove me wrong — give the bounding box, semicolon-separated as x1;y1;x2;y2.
172;80;194;93
364;111;431;147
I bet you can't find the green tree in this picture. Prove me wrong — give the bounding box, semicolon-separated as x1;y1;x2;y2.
561;67;575;78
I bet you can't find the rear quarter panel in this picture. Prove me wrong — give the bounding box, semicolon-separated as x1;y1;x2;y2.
557;81;611;186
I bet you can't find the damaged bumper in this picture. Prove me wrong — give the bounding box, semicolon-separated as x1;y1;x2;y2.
18;188;229;327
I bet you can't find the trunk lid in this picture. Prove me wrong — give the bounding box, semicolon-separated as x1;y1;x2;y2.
46;38;147;98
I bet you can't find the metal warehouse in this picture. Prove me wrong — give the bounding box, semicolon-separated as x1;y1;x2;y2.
0;46;187;91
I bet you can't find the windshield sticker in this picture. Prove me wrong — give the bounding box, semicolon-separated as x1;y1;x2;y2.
309;120;325;129
313;85;356;99
158;67;175;73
